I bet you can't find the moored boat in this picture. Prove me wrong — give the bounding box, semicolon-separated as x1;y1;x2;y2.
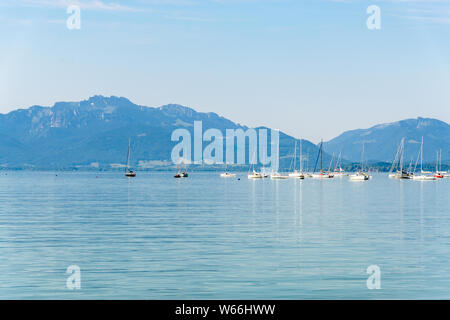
311;172;334;179
388;138;412;179
349;172;369;181
412;137;436;181
288;140;305;179
248;170;263;179
349;143;370;181
434;150;444;179
124;139;136;178
311;139;334;179
220;172;236;178
174;162;188;178
270;172;288;179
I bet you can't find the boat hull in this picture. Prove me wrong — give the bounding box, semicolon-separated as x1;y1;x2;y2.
270;175;288;179
288;172;303;178
349;174;369;181
311;173;333;179
248;175;263;179
412;175;436;181
220;173;236;178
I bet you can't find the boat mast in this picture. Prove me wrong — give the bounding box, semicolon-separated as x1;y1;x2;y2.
335;152;341;172
389;141;401;174
299;139;303;173
312;142;321;174
293;141;297;172
400;138;404;172
320;139;323;173
436;151;439;172
361;142;365;172
249;150;256;173
420;136;423;173
328;152;334;173
125;138;131;172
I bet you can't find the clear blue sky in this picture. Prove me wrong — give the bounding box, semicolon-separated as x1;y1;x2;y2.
1;0;449;142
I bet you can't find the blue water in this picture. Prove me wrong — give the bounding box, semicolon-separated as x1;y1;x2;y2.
0;171;449;299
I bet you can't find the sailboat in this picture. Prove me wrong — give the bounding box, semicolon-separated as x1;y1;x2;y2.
288;141;303;178
311;140;333;179
288;140;305;179
248;151;264;179
270;172;288;179
349;143;370;181
434;149;444;179
220;162;236;178
248;170;263;179
124;139;136;177
333;152;347;177
388;138;412;179
174;162;188;178
412;137;436;181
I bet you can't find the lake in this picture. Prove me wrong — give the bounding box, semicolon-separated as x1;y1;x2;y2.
0;171;449;299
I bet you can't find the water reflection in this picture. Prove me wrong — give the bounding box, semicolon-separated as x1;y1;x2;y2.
0;172;449;299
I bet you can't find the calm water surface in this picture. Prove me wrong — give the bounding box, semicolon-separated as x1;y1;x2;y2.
0;171;449;299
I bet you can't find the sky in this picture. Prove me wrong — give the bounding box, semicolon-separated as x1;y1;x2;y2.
0;0;449;143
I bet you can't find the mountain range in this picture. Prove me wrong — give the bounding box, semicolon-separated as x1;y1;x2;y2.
0;95;448;170
324;117;449;164
0;96;321;170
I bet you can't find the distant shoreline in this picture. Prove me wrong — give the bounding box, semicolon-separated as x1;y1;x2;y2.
1;163;448;173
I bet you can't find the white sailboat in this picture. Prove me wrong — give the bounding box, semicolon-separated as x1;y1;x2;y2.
270;172;288;179
311;140;334;179
288;139;305;179
174;161;188;178
333;152;347;177
248;152;264;179
412;137;436;181
248;170;264;179
124;139;136;177
434;149;444;179
389;138;412;179
349;143;370;181
288;140;304;178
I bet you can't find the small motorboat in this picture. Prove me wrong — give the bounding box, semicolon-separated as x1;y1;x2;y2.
349;171;370;181
174;171;188;178
125;170;136;177
220;172;236;178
